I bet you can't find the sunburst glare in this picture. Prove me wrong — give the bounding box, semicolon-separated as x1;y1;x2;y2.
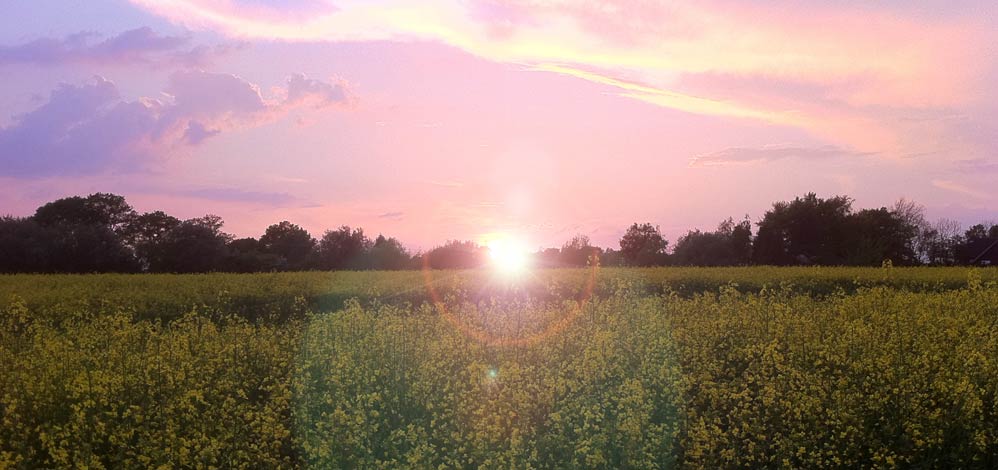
486;236;530;277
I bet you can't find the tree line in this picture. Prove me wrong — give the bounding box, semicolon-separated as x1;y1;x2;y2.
1;192;995;273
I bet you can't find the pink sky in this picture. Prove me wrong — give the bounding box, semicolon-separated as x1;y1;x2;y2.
1;0;996;250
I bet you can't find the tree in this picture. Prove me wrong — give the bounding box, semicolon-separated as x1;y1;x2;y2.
82;193;136;233
26;193;140;272
560;234;601;267
424;240;486;269
919;218;963;266
0;216;56;273
955;222;998;264
891;199;932;264
534;247;562;268
619;223;668;266
146;215;231;273
123;211;181;270
48;223;139;273
599;248;625;267
843;207;919;265
29;193;139;272
34;193;135;234
124;211;180;245
368;235;414;270
224;237;283;272
259;221;316;270
315;226;371;270
753;193;853;265
964;223;998;243
673;217;752;266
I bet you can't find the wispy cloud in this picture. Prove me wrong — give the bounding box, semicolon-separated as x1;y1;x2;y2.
0;71;353;177
0;27;233;67
689;144;872;167
932;180;993;200
180;188;297;206
530;63;782;123
378;211;404;220
955;158;998;173
273;175;309;183
428;180;464;188
127;0;995;157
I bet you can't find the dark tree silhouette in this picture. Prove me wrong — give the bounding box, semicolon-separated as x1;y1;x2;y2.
368;235;415;270
957;223;998;264
673;218;752;266
964;223;998;243
424;240;487;269
28;193;139;272
599;248;625;267
35;193;135;234
225;237;283;272
48;223;138;273
259;221;316;270
619;223;668;266
560;234;601;267
845;208;919;265
146;216;231;273
1;191;991;272
918;219;963;266
753;193;853;265
315;226;371;270
124;211;181;270
124;211;180;245
0;217;56;273
535;247;562;268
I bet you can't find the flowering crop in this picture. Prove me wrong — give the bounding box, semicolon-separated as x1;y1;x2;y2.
1;268;996;468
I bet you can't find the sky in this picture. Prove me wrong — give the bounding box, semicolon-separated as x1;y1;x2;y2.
1;0;996;250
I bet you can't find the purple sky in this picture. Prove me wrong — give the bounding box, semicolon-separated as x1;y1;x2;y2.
1;0;996;250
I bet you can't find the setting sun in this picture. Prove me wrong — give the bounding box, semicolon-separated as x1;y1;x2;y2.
486;237;530;275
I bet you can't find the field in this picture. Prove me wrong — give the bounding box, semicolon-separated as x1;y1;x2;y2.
2;267;997;468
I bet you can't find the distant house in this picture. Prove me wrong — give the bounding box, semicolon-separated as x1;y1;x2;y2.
967;238;998;266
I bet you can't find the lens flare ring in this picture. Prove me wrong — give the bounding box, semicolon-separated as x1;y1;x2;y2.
420;249;600;348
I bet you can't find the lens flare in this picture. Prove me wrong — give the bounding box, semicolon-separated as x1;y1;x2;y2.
486;237;530;276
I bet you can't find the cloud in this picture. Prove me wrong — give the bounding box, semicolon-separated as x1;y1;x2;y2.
0;27;233;67
273;175;309;183
378;211;404;220
955;158;998;174
180;187;297;205
689;144;872;167
285;73;353;107
932;180;993;200
0;71;353;177
126;0;996;157
428;180;464;188
530;63;782;123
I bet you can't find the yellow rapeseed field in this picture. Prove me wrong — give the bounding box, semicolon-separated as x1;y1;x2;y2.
1;267;996;468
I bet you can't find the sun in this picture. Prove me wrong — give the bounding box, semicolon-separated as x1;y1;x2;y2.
486;237;530;276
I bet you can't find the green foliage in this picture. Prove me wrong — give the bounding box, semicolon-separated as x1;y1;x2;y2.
1;268;997;468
